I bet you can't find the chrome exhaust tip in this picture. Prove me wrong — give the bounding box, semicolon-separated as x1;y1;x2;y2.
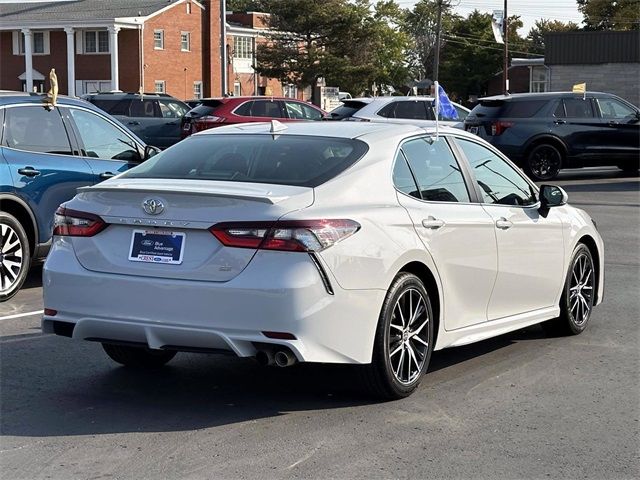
274;349;297;367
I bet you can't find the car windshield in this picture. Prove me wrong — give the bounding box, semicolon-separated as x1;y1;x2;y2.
122;134;369;187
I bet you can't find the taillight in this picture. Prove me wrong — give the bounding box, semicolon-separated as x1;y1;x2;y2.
491;121;514;136
53;207;107;237
210;220;360;252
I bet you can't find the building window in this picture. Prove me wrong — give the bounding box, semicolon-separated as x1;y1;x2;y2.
233;36;253;59
17;31;48;55
193;81;202;99
233;82;241;97
530;65;548;93
84;31;109;53
154;30;164;50
181;32;190;52
186;1;191;14
283;84;297;99
155;81;166;94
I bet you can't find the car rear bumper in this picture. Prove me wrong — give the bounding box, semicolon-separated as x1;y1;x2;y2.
42;240;385;364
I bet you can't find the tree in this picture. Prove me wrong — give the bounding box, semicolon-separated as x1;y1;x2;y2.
577;0;640;30
403;0;457;82
255;0;409;99
226;0;269;11
438;10;527;102
527;19;580;50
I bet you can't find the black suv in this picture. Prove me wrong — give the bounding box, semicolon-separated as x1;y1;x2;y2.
82;92;190;149
464;92;640;180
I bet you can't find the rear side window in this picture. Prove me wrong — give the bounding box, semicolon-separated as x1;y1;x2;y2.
3;106;73;155
561;98;594;118
400;137;470;203
329;101;368;120
379;100;431;120
234;100;283;118
392;151;420;199
91;98;130;116
122;134;369;188
501;100;547;118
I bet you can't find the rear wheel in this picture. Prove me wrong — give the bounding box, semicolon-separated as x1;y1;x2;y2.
102;343;177;368
526;143;563;181
543;243;595;336
361;273;434;399
0;212;30;302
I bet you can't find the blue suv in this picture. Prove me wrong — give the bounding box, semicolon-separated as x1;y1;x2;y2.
0;92;158;301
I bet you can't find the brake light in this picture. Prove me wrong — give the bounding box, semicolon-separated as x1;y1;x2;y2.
491;121;514;136
53;207;107;237
210;220;360;252
192;116;226;132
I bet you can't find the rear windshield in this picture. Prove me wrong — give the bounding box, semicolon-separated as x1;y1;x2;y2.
328;101;369;120
185;104;217;118
122;134;369;188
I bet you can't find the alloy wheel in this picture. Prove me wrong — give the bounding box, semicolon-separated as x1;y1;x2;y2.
569;252;594;325
0;223;24;293
388;288;430;385
530;145;562;180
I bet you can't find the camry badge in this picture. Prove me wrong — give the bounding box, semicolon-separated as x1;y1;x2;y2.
142;198;165;215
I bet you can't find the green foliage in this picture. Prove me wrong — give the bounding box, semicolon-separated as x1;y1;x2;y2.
438;10;526;101
577;0;640;31
527;19;580;51
226;0;269;12
255;0;410;96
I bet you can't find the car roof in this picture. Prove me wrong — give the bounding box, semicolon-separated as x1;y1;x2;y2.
480;91;616;101
196;120;465;141
83;92;176;99
0;91;104;109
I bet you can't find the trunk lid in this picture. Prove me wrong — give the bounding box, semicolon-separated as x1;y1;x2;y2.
68;179;313;282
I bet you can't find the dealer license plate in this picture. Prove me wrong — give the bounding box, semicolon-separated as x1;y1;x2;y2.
128;230;185;265
469;126;479;135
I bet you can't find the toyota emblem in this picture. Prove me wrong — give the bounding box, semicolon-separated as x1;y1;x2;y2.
142;198;165;215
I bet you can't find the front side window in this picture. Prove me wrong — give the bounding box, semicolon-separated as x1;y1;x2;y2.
3;106;72;155
284;101;323;120
129;99;159;118
158;100;189;118
154;30;164;50
379;101;431;120
597;97;637;120
68;108;140;161
401;137;470;202
84;31;109;53
456;138;536;206
181;32;190;52
562;98;594;118
122;135;368;187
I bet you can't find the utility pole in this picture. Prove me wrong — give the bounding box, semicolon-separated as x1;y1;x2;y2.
221;0;228;96
433;0;443;83
503;0;509;94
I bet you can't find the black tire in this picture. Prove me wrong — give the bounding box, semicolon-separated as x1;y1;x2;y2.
361;273;434;400
526;143;563;181
543;243;595;336
102;343;177;368
0;212;31;302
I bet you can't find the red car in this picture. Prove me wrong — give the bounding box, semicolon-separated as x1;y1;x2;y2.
181;96;326;137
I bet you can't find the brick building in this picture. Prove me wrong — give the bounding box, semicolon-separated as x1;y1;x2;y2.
0;0;223;99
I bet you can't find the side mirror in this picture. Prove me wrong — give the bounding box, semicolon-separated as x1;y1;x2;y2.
539;184;568;216
144;145;161;160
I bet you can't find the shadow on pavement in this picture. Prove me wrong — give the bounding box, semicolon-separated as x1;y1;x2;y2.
0;325;547;438
561;181;640;193
21;264;43;290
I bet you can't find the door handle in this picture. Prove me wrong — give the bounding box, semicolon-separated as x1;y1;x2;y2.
608;121;619;126
127;121;140;126
99;172;115;179
553;119;566;125
165;121;177;125
495;217;513;230
17;166;41;177
422;216;445;229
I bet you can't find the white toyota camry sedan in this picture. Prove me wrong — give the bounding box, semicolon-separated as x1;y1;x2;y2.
43;121;604;399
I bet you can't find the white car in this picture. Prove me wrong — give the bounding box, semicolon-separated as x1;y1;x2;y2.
328;96;470;128
43;121;604;399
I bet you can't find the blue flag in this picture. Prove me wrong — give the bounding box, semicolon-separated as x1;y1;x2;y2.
437;84;458;120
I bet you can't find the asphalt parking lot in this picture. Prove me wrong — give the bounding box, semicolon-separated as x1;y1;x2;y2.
1;167;638;480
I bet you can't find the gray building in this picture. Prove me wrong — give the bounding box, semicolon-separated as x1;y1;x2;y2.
546;30;639;107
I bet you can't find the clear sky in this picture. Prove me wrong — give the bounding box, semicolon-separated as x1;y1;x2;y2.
397;0;584;35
